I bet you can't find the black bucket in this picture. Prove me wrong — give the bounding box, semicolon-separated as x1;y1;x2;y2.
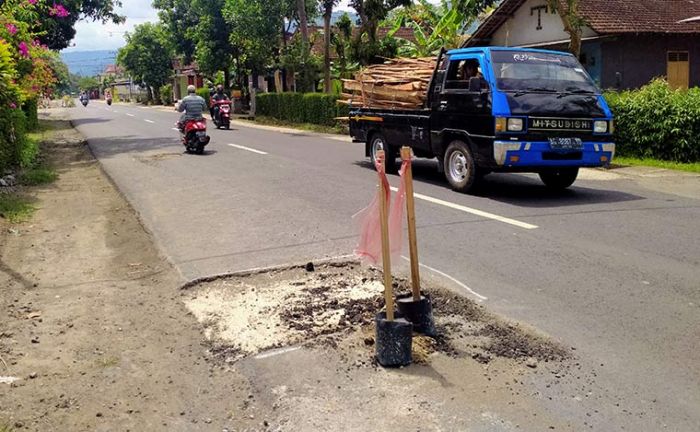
397;294;437;337
375;312;413;367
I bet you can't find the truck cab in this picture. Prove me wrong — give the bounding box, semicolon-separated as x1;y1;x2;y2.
349;47;615;193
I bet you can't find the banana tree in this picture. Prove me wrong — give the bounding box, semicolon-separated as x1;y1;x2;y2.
390;1;468;57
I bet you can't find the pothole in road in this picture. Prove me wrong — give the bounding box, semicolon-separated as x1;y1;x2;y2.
182;262;568;367
136;152;182;165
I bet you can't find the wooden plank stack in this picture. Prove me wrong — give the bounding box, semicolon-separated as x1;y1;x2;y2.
339;57;437;110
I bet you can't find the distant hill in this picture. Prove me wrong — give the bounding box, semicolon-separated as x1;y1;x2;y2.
60;50;118;77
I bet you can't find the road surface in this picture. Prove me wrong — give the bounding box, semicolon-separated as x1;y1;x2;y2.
70;101;700;431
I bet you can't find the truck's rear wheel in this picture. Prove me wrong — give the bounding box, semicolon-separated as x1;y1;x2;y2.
369;133;397;173
444;140;478;193
539;168;579;190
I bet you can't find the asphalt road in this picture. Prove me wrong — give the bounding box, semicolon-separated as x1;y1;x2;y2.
69;101;700;431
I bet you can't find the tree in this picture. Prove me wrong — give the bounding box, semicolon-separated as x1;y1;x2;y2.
348;0;410;65
224;0;285;75
153;0;198;63
117;23;173;103
349;0;411;43
191;0;236;89
390;0;494;56
330;13;357;80
46;51;71;96
37;0;126;51
77;76;100;92
321;0;339;93
547;0;585;57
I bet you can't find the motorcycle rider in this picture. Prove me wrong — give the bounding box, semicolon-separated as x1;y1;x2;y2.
177;85;207;132
210;84;229;119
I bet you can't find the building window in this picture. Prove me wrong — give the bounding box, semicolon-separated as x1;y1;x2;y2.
667;51;689;90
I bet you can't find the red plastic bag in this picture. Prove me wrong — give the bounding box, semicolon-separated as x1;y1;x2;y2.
353;159;408;266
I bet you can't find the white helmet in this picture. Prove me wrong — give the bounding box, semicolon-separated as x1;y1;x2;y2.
187;85;196;93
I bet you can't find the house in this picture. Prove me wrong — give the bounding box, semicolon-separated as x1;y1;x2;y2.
172;59;205;101
100;64;145;102
465;0;700;89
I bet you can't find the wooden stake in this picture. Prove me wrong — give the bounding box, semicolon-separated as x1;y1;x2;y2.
401;147;421;301
376;150;394;321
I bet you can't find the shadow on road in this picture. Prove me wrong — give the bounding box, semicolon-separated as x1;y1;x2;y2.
355;158;645;208
70;117;111;126
85;135;180;159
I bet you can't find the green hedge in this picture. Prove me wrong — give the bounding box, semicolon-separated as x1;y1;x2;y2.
160;83;173;105
257;92;349;126
606;79;700;163
0;108;28;171
22;98;39;132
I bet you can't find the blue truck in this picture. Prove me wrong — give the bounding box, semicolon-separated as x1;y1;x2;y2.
349;47;616;193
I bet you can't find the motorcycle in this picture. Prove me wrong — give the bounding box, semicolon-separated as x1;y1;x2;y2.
211;100;231;130
80;97;89;107
179;118;210;155
106;97;112;106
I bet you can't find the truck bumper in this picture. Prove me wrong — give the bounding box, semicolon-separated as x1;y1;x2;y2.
493;141;615;168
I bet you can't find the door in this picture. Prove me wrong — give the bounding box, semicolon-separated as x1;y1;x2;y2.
433;56;492;151
667;51;690;90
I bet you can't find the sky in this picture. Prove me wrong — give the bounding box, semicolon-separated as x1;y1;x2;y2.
63;0;361;52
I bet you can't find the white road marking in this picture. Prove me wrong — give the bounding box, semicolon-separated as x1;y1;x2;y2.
389;187;538;230
171;128;180;132
126;113;135;117
113;110;120;113
228;143;268;155
401;256;488;302
144;119;155;123
255;346;301;359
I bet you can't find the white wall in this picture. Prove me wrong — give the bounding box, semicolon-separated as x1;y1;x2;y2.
490;0;597;47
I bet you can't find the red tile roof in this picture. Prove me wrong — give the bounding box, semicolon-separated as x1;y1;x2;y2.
468;0;700;46
103;64;124;75
580;0;700;33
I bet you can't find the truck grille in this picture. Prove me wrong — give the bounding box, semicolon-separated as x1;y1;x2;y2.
529;117;593;132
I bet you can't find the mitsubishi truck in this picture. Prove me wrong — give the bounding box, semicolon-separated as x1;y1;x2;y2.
349;47;615;193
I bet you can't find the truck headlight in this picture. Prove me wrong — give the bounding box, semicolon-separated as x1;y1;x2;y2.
594;120;608;133
507;118;524;132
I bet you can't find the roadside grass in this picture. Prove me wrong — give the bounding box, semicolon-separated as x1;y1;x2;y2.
251;116;348;135
611;156;700;173
0;194;35;223
20;167;58;186
0;424;15;432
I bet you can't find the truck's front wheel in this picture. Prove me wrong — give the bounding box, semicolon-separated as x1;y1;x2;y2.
539;167;579;190
444;140;478;193
369;133;397;173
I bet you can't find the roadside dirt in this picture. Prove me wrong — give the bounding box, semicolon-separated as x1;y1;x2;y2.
0;112;252;431
1;110;583;432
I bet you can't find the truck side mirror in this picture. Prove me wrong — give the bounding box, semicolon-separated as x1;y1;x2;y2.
469;77;482;92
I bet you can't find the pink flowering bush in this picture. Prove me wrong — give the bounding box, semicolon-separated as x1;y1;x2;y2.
0;0;70;170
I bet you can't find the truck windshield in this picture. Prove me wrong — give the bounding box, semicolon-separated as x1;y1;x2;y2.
491;50;599;95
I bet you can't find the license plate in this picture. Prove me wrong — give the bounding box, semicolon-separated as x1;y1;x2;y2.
196;131;206;137
548;137;582;151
